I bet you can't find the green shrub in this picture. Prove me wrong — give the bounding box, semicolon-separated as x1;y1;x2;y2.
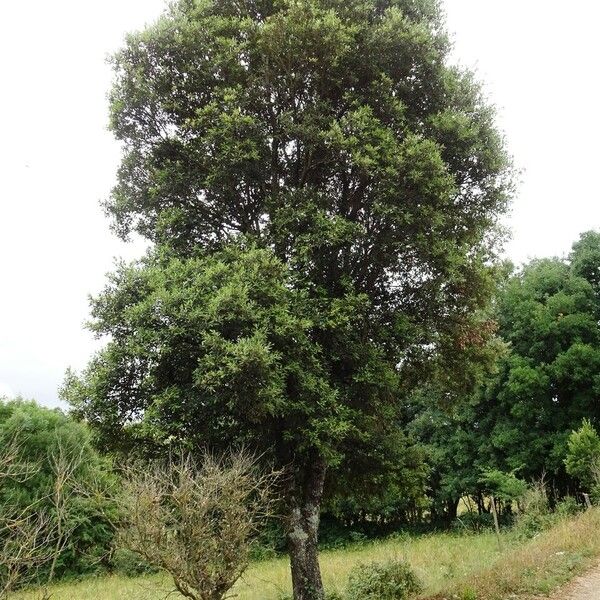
458;589;477;600
0;398;118;580
249;539;279;561
318;515;370;550
346;559;422;600
515;480;551;538
515;511;551;539
248;518;288;560
554;496;581;517
110;549;157;577
565;419;600;490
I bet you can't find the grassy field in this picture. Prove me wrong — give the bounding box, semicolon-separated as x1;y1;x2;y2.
10;508;600;600
431;507;600;600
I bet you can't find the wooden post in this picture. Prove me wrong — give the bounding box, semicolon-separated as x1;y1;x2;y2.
583;492;592;509
490;496;502;550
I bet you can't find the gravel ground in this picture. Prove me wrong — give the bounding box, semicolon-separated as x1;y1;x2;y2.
549;563;600;600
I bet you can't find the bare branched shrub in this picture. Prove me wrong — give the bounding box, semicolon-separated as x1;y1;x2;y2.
0;435;52;596
119;451;279;600
520;475;549;516
0;507;56;596
0;433;38;484
0;437;85;596
45;443;87;587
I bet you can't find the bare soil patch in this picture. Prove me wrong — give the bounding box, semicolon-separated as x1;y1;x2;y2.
546;562;600;600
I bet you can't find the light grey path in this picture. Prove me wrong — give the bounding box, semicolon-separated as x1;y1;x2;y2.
550;564;600;600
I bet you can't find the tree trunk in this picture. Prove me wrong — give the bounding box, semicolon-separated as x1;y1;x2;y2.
490;495;502;550
286;455;327;600
476;492;486;514
445;497;459;523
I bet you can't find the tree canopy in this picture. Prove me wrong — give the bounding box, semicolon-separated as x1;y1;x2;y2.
412;232;600;516
64;0;512;597
565;419;600;491
485;238;600;483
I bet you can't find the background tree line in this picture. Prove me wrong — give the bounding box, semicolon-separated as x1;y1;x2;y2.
410;231;600;524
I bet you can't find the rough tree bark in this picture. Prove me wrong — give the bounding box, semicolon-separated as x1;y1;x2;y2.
286;454;327;600
446;498;460;523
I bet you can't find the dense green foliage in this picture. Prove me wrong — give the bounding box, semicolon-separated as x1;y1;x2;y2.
478;469;528;504
65;245;340;460
408;384;494;521
565;419;600;491
63;0;511;596
484;235;600;485
66;0;511;467
412;232;600;518
324;431;430;529
345;559;421;600
7;0;600;593
0;399;117;580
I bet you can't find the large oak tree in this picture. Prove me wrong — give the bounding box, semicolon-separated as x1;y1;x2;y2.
64;0;512;597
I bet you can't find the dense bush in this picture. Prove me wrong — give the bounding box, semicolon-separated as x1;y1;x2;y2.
0;398;118;580
554;496;582;517
452;511;495;533
346;559;422;600
565;419;600;491
110;549;157;577
514;480;553;539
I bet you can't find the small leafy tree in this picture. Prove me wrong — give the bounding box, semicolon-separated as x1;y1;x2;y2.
565;419;600;491
478;469;528;540
478;469;528;508
119;451;278;600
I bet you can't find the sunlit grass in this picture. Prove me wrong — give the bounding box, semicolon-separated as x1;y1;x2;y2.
9;530;506;599
11;509;600;599
429;507;600;600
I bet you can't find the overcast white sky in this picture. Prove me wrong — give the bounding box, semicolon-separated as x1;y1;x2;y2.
1;0;599;407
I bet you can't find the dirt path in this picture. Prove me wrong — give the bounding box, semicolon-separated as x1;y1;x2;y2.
548;563;600;599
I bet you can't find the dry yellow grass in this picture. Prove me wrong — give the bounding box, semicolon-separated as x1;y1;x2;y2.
427;507;600;600
10;509;600;600
10;531;504;599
